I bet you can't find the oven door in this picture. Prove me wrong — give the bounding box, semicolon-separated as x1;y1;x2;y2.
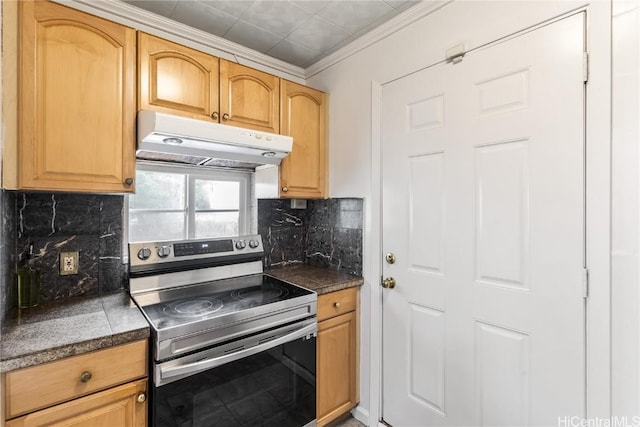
152;318;317;427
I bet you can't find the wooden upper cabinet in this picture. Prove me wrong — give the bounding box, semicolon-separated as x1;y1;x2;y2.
279;80;327;199
17;0;136;193
138;32;219;121
219;59;280;133
138;36;279;134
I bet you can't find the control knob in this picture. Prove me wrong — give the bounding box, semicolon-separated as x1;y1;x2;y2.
137;247;151;261
157;245;171;258
248;239;260;249
235;240;246;250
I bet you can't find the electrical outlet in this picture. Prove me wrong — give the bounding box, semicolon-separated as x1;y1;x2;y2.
60;251;79;275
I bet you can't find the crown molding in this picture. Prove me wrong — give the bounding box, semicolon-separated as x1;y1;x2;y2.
50;0;451;82
305;0;452;79
53;0;306;82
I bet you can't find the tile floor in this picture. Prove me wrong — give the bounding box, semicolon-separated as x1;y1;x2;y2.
335;417;366;427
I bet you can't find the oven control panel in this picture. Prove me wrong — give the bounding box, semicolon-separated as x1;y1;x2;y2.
129;234;263;267
174;239;234;257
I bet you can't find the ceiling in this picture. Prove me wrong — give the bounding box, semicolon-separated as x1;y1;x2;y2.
123;0;421;68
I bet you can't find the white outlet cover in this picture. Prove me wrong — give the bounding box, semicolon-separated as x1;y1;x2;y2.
60;252;79;275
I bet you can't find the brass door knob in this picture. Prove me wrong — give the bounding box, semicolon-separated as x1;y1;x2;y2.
222;113;230;121
211;111;219;120
385;253;396;264
382;277;396;289
124;178;134;186
334;302;341;308
137;393;146;403
79;371;92;383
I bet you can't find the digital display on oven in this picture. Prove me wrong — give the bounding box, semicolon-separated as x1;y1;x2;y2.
173;240;233;256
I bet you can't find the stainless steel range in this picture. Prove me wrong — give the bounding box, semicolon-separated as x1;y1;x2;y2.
129;235;317;427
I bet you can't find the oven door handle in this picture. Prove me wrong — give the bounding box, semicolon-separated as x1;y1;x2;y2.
160;321;317;380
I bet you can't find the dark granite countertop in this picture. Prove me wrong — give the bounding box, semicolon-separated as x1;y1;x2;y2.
266;264;364;295
0;293;149;373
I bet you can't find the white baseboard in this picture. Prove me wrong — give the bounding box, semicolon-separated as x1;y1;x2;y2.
352;405;371;426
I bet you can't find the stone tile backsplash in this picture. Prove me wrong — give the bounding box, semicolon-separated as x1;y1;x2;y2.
0;191;362;319
1;190;17;326
258;198;363;276
258;199;307;267
13;192;127;303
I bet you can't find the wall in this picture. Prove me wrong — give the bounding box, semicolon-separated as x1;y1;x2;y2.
307;1;612;423
611;0;640;418
258;198;363;276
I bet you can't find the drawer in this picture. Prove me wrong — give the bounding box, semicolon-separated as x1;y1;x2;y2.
5;340;147;419
318;287;358;321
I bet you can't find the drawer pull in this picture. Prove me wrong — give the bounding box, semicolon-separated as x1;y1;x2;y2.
334;302;341;308
137;393;147;403
79;371;92;383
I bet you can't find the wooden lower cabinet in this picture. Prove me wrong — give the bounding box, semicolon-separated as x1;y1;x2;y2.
6;379;147;427
317;288;358;426
4;340;148;427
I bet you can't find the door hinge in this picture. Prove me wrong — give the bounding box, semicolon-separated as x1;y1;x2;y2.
582;268;589;298
583;52;589;83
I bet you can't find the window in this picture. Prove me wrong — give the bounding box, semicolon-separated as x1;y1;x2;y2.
128;163;250;242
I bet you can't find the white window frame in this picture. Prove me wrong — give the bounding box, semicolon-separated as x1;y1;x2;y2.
186;171;250;238
125;162;251;247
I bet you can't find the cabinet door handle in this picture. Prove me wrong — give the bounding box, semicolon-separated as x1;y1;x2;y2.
282;186;288;193
124;178;134;186
211;111;219;120
222;113;230;121
79;371;92;383
137;393;146;403
334;302;341;308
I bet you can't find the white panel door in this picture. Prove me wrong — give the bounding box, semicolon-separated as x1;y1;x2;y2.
382;13;586;427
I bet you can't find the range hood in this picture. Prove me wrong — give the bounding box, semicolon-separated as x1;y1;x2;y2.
137;110;293;166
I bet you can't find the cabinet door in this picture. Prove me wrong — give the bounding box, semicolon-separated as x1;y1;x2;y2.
6;379;147;427
219;59;280;133
317;310;357;426
138;32;219;121
279;81;327;199
19;0;136;193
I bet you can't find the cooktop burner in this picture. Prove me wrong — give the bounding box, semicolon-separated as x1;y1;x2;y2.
137;274;314;334
231;286;289;303
162;297;224;318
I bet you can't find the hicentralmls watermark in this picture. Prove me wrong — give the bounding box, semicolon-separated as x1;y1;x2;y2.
558;416;640;427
